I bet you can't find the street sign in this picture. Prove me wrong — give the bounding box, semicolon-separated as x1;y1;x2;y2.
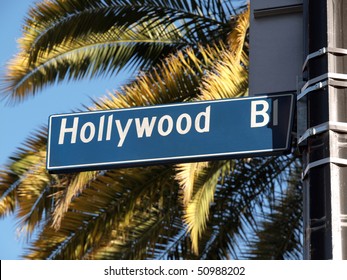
47;93;295;173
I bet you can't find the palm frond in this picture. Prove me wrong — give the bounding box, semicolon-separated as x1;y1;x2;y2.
0;128;54;234
0;2;304;261
25;166;176;259
91;205;186;260
243;162;303;260
22;0;237;55
1;0;244;103
175;162;208;205
199;50;248;100
184;160;231;254
0;171;18;217
175;14;249;254
227;4;249;61
2;25;181;104
1;38;232;258
91;42;230;110
198;155;301;259
198;3;249;100
52;171;99;229
91;208;166;259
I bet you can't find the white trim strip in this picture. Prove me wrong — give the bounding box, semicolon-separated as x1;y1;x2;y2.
298;121;347;144
302;157;347;179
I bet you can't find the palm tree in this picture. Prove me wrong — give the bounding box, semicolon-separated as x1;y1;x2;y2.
0;0;302;259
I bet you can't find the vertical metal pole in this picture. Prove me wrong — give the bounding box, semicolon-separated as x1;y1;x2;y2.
303;0;347;259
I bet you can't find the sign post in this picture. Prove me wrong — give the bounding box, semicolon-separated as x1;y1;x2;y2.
47;94;294;173
301;0;347;259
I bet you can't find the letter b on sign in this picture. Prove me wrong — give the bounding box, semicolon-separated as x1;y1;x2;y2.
250;100;270;128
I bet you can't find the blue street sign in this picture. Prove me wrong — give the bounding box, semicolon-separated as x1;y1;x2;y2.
47;93;294;173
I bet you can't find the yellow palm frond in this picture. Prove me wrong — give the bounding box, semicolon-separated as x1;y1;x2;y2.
0;171;18;216
0;128;53;234
198;4;249;101
228;4;250;61
1;1;256;259
199;50;248;100
91;43;228;111
184;160;231;254
177;6;249;255
25;166;177;259
52;171;99;229
15;152;49;233
2;24;183;104
176;162;208;206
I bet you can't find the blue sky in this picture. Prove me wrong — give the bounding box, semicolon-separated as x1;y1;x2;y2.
0;1;128;259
